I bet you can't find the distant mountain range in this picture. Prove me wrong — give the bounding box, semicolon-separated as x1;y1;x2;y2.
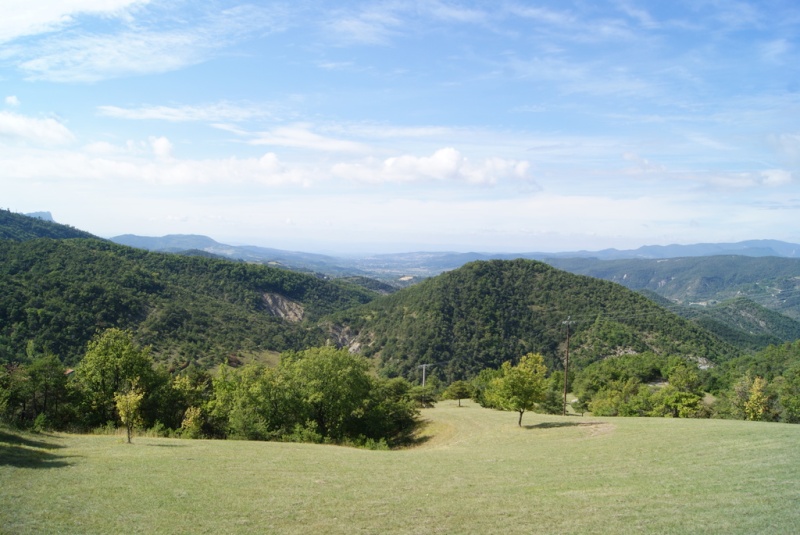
111;233;800;282
110;233;800;325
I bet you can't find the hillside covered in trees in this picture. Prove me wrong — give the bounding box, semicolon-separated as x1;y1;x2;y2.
0;209;97;241
331;259;740;383
547;255;800;320
0;237;377;368
3;211;800;438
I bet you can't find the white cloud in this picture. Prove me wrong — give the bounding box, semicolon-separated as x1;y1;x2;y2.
617;2;659;29
326;5;404;45
83;141;122;154
0;0;146;43
706;169;794;189
0;111;75;145
98;102;275;123
622;152;666;174
684;133;734;151
150;136;173;160
332;147;534;185
761;39;790;64
0;143;310;188
19;29;212;82
504;5;575;27
771;133;800;164
13;4;284;82
426;2;488;24
249;125;370;153
760;169;792;186
5;96;21;107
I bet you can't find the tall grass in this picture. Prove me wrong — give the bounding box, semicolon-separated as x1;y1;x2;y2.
2;401;799;534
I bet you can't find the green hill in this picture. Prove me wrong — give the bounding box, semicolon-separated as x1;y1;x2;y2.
682;298;800;349
0;209;97;241
331;259;739;382
637;291;800;351
0;239;377;367
547;255;800;320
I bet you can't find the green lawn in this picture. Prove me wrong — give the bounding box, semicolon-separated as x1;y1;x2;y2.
2;402;799;534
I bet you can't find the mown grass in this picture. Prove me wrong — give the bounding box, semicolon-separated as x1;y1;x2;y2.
2;401;799;534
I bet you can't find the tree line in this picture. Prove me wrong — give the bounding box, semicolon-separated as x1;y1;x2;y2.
0;329;419;448
3;329;799;446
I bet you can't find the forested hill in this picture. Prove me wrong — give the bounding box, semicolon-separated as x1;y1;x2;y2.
546;255;800;320
331;259;740;382
0;238;377;367
0;209;97;241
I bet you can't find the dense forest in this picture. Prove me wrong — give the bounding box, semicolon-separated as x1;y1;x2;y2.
0;209;97;241
333;259;739;382
0;237;376;368
1;211;799;440
547;255;800;320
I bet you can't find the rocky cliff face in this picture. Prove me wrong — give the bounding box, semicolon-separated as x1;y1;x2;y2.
261;293;304;322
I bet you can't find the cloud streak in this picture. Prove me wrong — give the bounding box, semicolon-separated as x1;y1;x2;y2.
98;102;277;123
332;148;534;186
12;4;286;82
0;0;146;43
0;111;75;145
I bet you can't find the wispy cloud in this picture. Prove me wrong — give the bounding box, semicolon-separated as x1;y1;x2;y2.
0;111;75;145
98;102;277;123
0;142;309;187
332;147;534;186
326;5;404;45
425;1;489;24
19;30;211;82
247;124;371;153
12;4;286;82
0;0;147;43
760;38;791;64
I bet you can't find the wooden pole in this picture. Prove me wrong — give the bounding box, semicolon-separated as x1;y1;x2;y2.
562;317;573;416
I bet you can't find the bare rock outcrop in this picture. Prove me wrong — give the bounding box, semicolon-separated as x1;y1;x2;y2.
261;293;304;322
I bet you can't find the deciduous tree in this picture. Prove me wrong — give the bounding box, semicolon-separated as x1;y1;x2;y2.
115;383;144;444
443;380;473;407
488;353;548;426
74;328;154;427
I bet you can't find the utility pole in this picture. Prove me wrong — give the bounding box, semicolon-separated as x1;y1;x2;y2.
418;360;449;388
418;363;431;387
562;317;574;416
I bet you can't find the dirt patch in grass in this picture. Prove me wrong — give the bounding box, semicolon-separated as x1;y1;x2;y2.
586;422;615;437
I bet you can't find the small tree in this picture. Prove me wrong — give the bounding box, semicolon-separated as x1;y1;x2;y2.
115;383;144;444
443;380;473;407
488;353;548;426
181;406;204;439
745;376;770;421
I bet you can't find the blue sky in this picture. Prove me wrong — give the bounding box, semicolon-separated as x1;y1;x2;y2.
2;1;799;254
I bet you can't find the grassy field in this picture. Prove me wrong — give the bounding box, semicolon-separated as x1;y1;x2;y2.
2;401;799;534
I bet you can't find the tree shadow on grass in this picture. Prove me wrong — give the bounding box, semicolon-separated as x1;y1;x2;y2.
0;429;73;469
0;429;65;450
524;421;606;430
404;434;433;448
